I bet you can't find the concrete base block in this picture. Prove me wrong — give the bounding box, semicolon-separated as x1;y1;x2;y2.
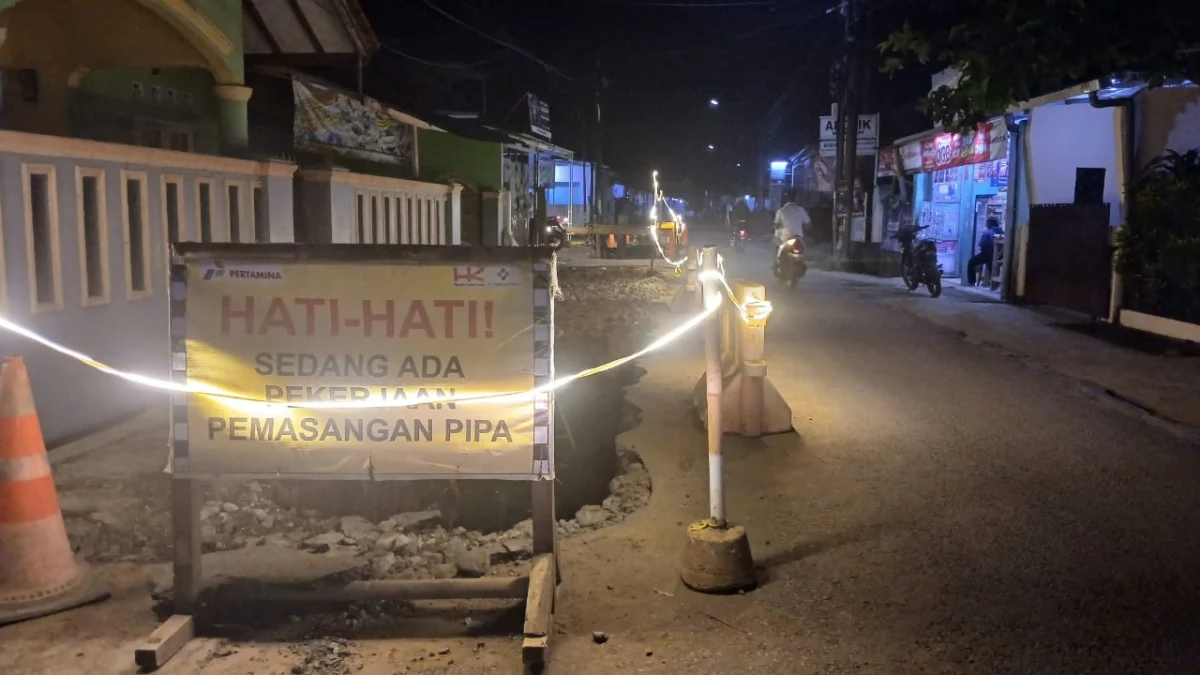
694;372;793;435
679;522;756;594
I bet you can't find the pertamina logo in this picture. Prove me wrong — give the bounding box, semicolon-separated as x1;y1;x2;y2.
202;260;284;283
453;266;521;287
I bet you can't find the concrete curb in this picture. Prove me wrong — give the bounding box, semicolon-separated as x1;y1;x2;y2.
48;407;164;466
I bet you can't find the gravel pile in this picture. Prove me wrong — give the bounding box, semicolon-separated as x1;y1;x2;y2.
555;268;674;339
187;458;651;581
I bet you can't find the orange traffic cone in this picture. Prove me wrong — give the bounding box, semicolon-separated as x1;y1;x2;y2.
0;357;107;625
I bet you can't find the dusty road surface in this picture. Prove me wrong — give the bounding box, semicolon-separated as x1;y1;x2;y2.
5;238;1200;674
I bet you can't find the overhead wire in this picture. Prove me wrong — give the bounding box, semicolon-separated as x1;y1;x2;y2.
417;0;572;79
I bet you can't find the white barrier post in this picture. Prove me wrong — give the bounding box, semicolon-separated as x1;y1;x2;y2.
679;245;757;594
700;245;724;525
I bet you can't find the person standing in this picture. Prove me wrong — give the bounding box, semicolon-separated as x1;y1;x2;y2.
968;217;1002;285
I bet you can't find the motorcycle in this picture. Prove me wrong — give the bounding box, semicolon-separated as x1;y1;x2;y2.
773;236;807;288
729;221;749;251
543;216;567;250
895;225;942;298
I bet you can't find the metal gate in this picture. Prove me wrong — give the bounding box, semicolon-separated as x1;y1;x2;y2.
1024;203;1112;317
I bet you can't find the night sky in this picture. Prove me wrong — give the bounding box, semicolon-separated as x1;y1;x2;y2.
361;0;933;191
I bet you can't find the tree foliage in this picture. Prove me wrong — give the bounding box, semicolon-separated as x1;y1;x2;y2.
1116;150;1200;323
879;0;1200;128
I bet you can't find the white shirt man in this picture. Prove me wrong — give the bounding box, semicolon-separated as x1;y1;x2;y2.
774;200;811;248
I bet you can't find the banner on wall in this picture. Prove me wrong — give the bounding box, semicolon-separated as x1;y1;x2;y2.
876;146;900;177
292;77;415;165
177;256;545;479
898;122;1008;173
815;155;836;192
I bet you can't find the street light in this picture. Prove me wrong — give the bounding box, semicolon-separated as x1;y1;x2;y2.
707;144;715;151
708;98;719;108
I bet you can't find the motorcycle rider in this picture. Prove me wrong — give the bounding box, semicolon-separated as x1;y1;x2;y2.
773;190;810;264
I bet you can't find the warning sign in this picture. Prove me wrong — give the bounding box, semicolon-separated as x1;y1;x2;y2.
173;251;549;479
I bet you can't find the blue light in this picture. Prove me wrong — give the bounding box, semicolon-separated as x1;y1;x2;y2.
769;161;788;171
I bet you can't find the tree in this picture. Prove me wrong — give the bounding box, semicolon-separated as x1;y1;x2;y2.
879;0;1200;128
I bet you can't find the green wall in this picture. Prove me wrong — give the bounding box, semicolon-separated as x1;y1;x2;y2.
417;129;502;191
74;67;221;153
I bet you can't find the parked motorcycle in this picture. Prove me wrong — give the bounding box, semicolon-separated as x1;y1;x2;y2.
895;225;942;298
774;236;807;288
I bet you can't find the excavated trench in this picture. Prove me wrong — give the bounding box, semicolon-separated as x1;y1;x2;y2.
265;288;657;533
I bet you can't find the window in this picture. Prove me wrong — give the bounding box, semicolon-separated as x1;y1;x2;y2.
121;171;151;299
75;168;109;306
168;131;192;152
135;120;192;152
18;69;38;102
197;181;214;242
370;193;380;244
227;182;243;243
22;165;62;312
355;191;366;243
162;176;184;243
252;183;268;243
383;195;392;244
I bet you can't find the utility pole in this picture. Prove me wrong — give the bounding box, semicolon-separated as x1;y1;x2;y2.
590;57;605;225
834;0;862;269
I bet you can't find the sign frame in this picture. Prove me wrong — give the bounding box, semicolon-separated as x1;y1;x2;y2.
144;243;562;671
168;243;556;482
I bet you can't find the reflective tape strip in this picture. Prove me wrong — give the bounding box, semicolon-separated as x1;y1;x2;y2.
0;415;47;459
0;453;51;482
0;474;60;524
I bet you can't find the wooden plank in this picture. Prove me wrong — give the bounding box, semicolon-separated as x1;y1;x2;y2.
232;577;530;603
530;478;559;582
172;479;202;614
522;635;549;666
134;614;194;671
523;554;555;637
531;479;556;556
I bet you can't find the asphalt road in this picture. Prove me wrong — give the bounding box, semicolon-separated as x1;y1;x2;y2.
547;228;1200;674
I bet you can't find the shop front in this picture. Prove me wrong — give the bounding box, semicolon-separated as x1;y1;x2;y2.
897;121;1011;292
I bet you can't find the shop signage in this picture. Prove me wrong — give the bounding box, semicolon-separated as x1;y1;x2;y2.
528;93;551;140
819;113;879;157
819;138;878;157
820;114;879;140
899;122;1008;173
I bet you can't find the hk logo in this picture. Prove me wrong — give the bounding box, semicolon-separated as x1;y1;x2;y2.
453;267;485;286
497;268;510;281
202;261;226;281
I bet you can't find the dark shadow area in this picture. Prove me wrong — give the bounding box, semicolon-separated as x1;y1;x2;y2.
1055;320;1200;357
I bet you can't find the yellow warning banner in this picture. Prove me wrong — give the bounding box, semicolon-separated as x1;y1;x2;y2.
181;259;538;478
